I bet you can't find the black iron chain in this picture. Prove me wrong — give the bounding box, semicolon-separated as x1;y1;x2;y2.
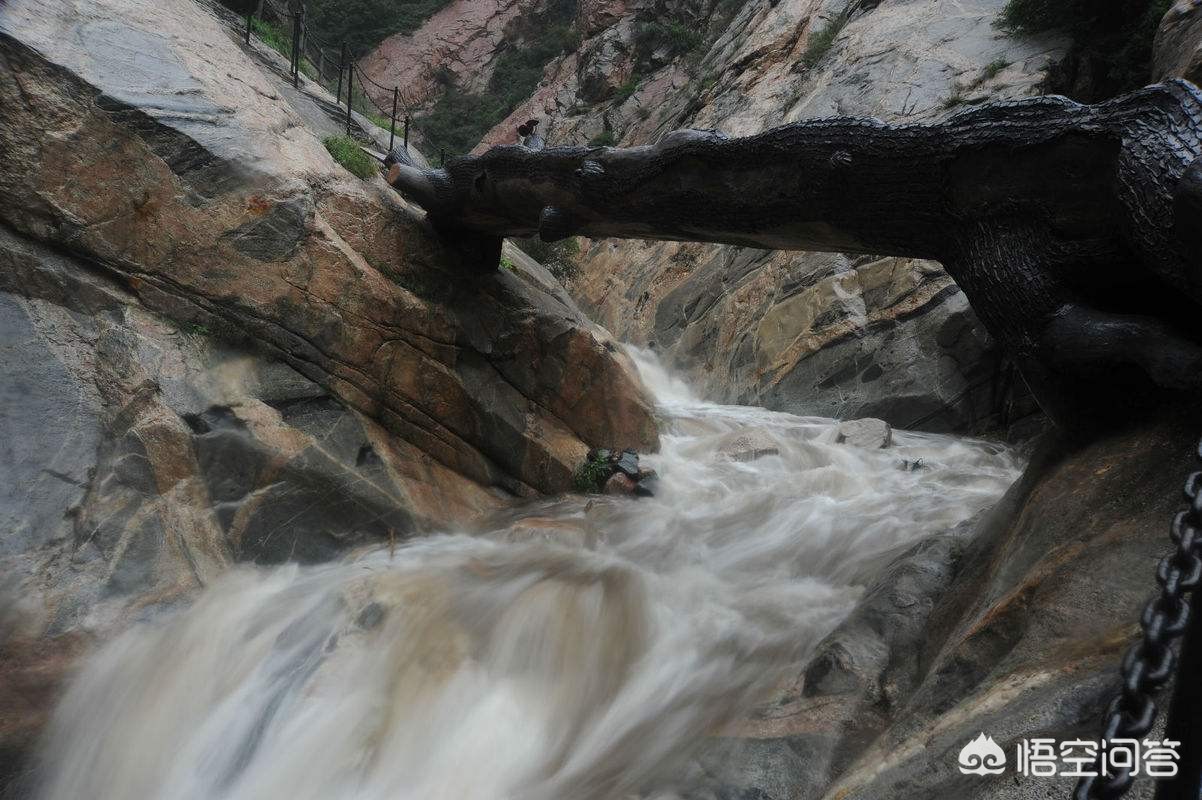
1074;435;1202;800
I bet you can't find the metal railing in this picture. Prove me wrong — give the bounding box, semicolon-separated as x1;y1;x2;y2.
242;0;416;155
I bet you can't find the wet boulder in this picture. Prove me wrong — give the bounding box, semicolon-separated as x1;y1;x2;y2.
715;429;781;463
836;418;893;449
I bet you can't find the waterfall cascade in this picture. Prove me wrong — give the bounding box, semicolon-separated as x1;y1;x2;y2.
34;350;1021;800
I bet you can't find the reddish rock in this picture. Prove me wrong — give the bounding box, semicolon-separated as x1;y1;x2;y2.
603;472;638;495
358;0;540;111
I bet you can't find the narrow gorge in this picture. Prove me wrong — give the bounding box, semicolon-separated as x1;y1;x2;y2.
1;0;1200;799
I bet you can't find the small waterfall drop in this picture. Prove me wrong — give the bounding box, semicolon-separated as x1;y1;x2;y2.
34;350;1021;800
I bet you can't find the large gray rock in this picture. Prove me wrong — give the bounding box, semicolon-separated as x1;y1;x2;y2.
0;0;657;788
715;428;781;462
836;418;892;449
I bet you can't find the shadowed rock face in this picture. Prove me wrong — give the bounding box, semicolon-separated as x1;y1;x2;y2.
0;0;656;785
1155;0;1202;87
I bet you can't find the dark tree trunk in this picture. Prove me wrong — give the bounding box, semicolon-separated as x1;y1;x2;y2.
389;81;1202;427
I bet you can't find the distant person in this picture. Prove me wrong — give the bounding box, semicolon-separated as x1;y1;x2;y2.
517;119;544;150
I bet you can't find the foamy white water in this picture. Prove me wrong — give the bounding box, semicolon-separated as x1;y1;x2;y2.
34;349;1021;800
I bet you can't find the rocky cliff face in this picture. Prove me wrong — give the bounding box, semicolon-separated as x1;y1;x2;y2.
532;0;1070;432
367;0;1075;432
1155;0;1202;86
359;0;539;105
0;0;657;783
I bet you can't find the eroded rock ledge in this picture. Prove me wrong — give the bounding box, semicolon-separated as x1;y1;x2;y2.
0;0;658;498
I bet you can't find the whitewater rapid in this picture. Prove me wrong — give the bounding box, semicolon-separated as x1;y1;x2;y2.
33;350;1021;800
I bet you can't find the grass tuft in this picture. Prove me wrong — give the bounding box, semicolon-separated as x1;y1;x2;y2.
981;57;1011;81
636;20;704;57
801;10;850;69
615;74;642;102
323;135;377;179
572;451;612;493
589;130;618;148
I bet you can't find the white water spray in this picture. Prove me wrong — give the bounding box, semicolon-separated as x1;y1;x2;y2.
34;350;1021;800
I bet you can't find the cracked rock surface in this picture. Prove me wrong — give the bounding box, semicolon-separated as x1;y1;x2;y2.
0;0;657;784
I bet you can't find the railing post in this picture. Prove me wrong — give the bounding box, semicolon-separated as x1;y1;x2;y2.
336;42;346;105
389;87;398;151
290;8;301;87
345;63;353;135
1156;587;1202;799
403;115;410;151
440;148;445;166
244;0;253;44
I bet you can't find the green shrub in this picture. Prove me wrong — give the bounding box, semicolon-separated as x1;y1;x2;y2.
515;236;581;284
306;0;458;58
251;19;322;82
801;10;850;69
943;58;1011;110
572;451;612;493
414;0;578;156
414;88;506;156
636;20;704;58
323;135;377;179
998;0;1172;99
589;130;617;147
615;75;642;101
251;18;291;57
981;57;1010;81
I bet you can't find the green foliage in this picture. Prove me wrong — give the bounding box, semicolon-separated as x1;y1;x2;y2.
515;236;581;284
943;58;1011;109
615;75;642;102
998;0;1172;99
635;20;704;58
306;0;457;57
500;255;516;271
251;18;320;81
414;0;578;156
572;451;612;493
323;135;377;179
801;10;850;69
251;18;291;56
981;58;1011;81
414;88;506;157
589;130;618;147
942;88;965;110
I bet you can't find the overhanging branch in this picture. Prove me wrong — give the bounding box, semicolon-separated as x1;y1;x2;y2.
389;81;1202;426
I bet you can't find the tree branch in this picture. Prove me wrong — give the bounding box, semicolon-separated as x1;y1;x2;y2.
390;81;1202;427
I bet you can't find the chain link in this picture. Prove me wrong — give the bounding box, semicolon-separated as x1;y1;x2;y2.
1074;435;1202;800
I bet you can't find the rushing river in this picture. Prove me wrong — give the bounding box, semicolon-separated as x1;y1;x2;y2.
34;350;1021;800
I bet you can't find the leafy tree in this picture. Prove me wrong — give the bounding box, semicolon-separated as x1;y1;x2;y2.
306;0;455;57
1000;0;1173;100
